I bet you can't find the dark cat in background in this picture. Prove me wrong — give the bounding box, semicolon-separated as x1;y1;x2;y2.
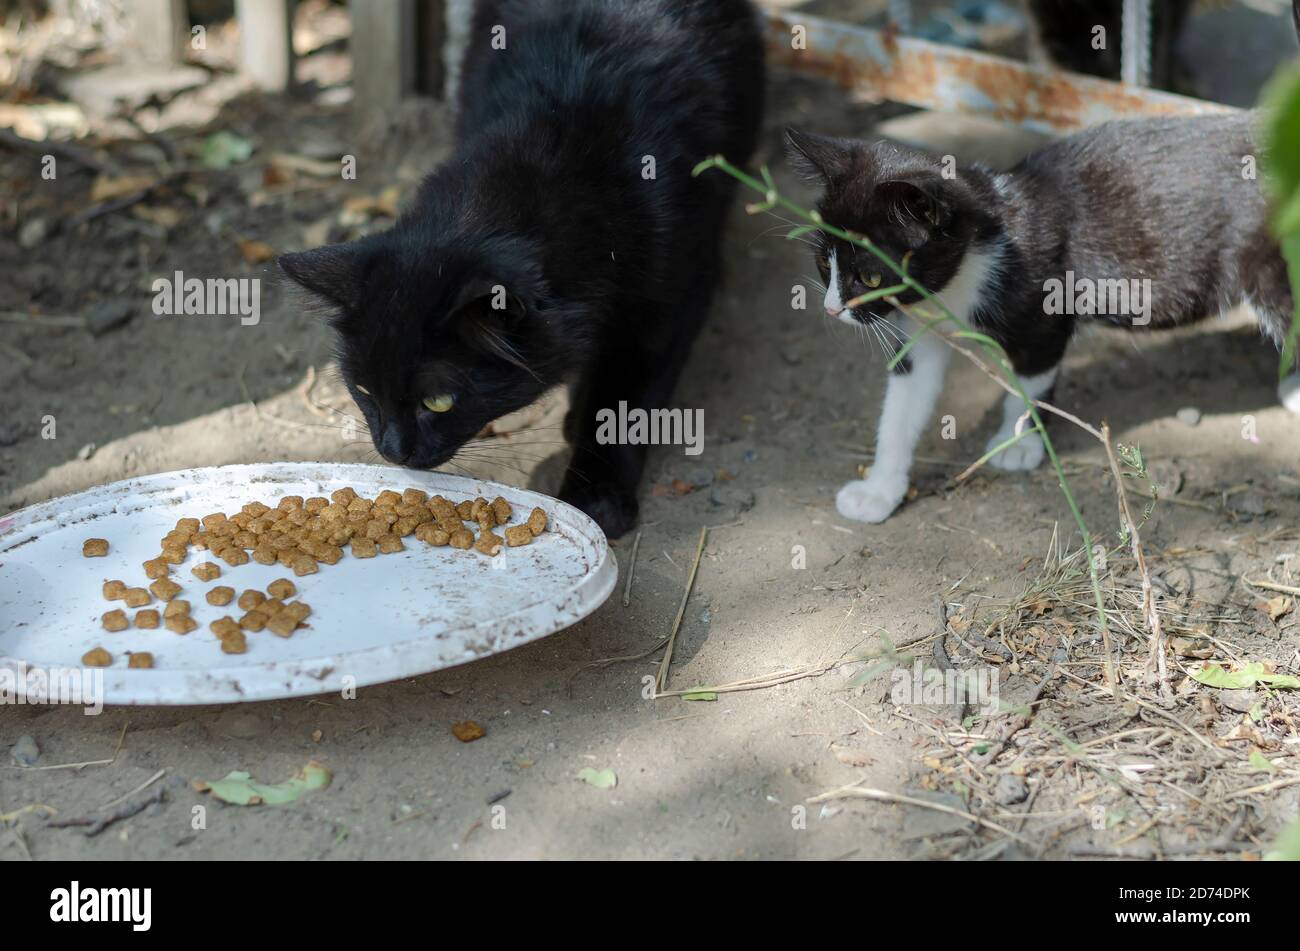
786;106;1296;524
280;0;764;538
1023;0;1194;91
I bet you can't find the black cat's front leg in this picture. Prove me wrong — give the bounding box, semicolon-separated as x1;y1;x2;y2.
559;370;649;539
559;301;709;538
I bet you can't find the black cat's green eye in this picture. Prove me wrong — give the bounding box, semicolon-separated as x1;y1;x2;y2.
866;273;883;289
422;394;455;413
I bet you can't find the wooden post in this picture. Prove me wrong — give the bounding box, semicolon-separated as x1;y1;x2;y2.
236;0;295;93
123;0;188;66
350;0;418;114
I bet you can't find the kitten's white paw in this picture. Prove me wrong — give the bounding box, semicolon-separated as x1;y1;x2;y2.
836;478;906;524
1280;374;1300;414
986;427;1045;471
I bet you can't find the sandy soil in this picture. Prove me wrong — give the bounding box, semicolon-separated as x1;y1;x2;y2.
2;1;1299;860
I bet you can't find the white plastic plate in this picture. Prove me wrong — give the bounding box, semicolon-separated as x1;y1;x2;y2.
0;464;616;705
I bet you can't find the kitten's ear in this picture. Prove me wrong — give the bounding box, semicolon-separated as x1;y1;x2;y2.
784;127;854;186
450;278;528;321
874;177;953;247
278;243;368;309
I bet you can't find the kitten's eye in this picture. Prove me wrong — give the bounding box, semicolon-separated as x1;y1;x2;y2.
356;385;371;397
866;273;883;289
422;394;455;413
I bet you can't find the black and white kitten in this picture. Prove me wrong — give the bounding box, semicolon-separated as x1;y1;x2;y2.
280;0;764;538
786;112;1296;524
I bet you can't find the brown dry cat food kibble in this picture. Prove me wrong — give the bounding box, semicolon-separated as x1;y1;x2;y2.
219;630;248;654
128;652;155;669
292;554;319;577
164;599;190;618
237;589;266;611
165;614;198;635
260;598;286;616
377;534;405;555
527;507;548;535
415;524;449;546
201;513;227;530
220;548;250;567
83;647;112;667
192;562;221;582
238;610;268;632
284;601;312;623
176;517;200;534
267;578;296;599
206;586;235;607
102;609;129;632
253;547;276;565
134;609;160;629
211;616;240;637
149;578;182;602
267;613;298;638
450;528;474;549
82;538;109;557
454;500;474;520
402;487;428;505
351;536;377;559
491;496;512;524
159;547;187;565
504;525;533;547
143;558;170;580
123;588;151;608
278;495;304;511
475;530;504;557
103;580;127;601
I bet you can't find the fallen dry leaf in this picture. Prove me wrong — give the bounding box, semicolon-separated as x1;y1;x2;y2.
90;173;156;203
238;238;276;264
1264;595;1294;622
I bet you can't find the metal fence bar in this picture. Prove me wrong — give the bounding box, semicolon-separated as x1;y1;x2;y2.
766;11;1235;135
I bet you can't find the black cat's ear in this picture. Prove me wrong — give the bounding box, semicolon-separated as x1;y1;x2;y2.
784;127;854;186
278;243;368;310
874;177;953;246
450;278;528;321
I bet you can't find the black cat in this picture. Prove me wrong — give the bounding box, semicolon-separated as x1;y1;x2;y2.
786;110;1296;524
280;0;764;538
1023;0;1194;92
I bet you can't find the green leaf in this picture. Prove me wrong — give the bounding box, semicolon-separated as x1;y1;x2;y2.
1190;662;1300;691
1264;817;1300;861
1262;66;1300;378
577;767;617;789
200;130;255;169
1249;750;1278;774
194;760;331;806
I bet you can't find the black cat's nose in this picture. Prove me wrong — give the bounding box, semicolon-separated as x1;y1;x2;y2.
377;422;413;464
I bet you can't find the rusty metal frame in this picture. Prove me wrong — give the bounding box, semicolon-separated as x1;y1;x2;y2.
765;10;1237;135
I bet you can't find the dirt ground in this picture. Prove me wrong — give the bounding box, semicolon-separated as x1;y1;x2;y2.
2;1;1300;860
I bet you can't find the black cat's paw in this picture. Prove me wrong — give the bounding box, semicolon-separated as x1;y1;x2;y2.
559;480;640;539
